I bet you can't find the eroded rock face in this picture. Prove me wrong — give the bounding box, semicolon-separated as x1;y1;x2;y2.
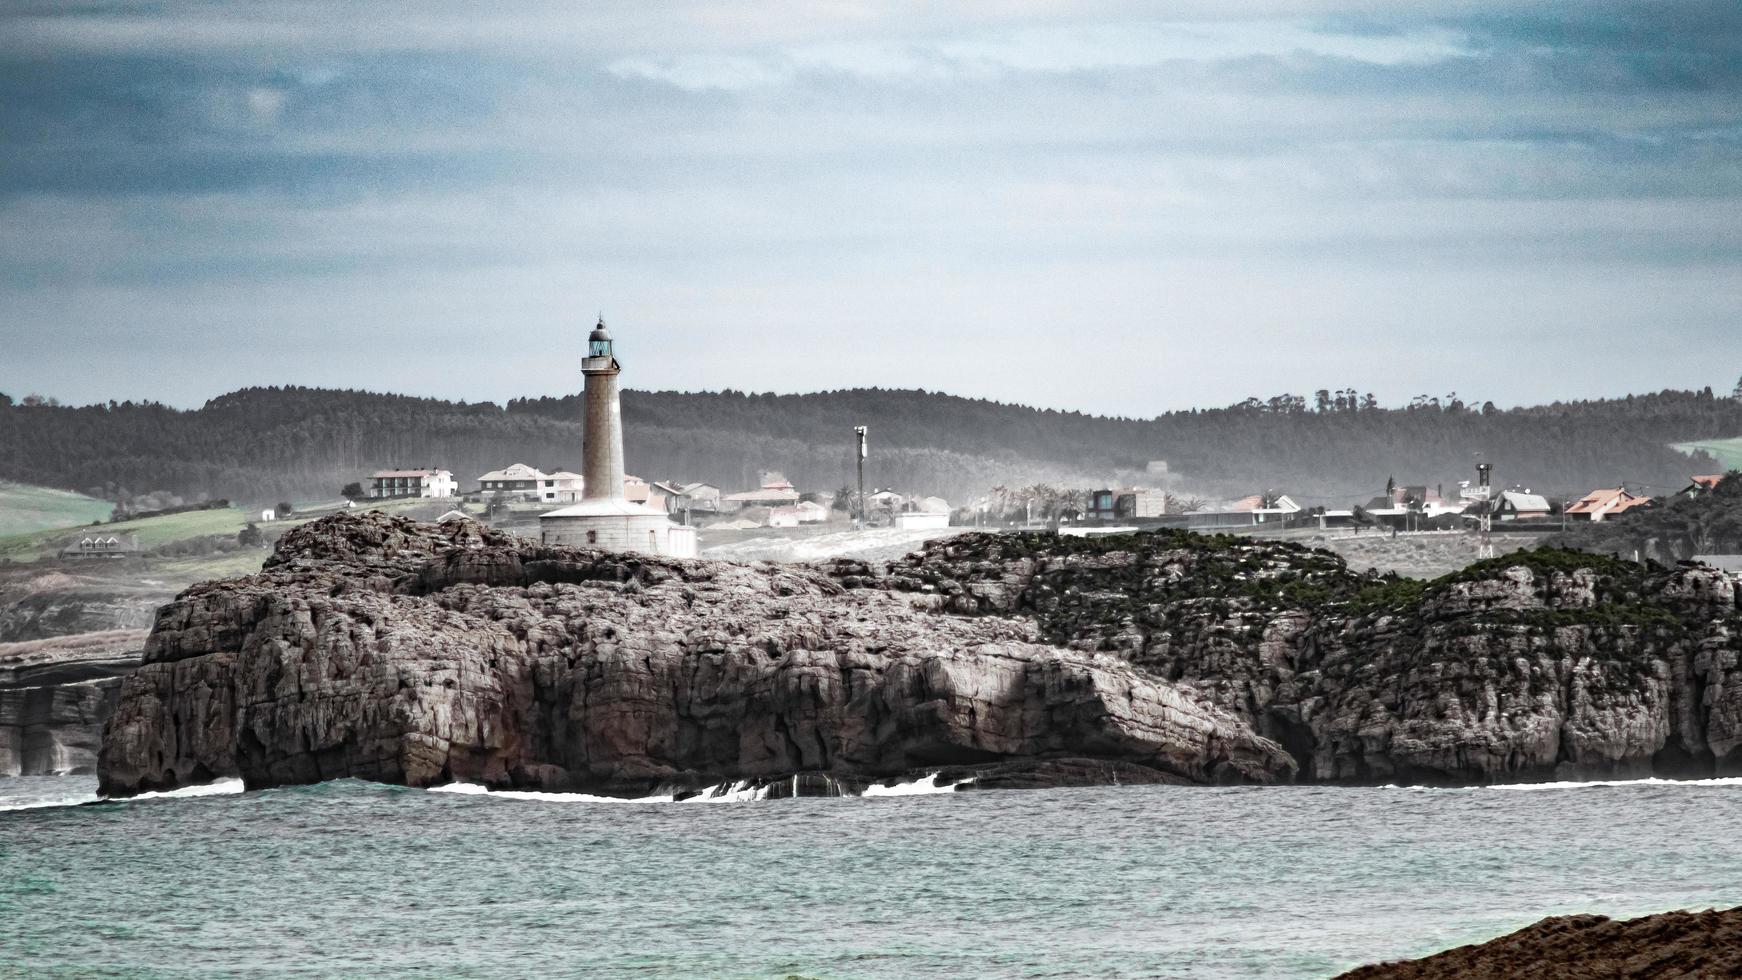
98;514;1293;797
100;517;1742;797
853;533;1742;785
0;629;144;776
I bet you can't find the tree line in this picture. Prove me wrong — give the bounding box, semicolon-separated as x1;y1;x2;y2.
0;382;1737;508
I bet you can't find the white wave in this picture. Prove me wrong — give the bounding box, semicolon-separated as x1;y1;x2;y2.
862;772;971;796
428;782;675;804
685;779;771;802
0;791;98;812
1487;777;1742;792
429;771;971;804
120;777;246;801
2;777;245;813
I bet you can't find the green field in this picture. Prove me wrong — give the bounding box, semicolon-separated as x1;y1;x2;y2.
0;495;467;563
0;506;257;562
0;481;113;536
1674;437;1742;472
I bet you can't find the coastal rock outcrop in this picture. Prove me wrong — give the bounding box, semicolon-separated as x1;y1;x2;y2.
1337;906;1742;978
98;515;1742;796
835;532;1742;784
98;514;1293;796
0;629;144;775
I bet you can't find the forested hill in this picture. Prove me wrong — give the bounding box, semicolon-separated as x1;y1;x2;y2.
0;385;1737;508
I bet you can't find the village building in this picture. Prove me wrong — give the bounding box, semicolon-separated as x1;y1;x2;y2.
1491;490;1553;521
368;468;458;499
60;529;140;559
1565;487;1656;522
723;475;801;511
768;506;801;528
539;471;585;503
794;500;830;524
653;482;721;523
478;463;547;498
1089;487;1167;521
539;318;697;557
866;489;906;515
1186;494;1302;529
1682;474;1727;498
1321;484;1470;528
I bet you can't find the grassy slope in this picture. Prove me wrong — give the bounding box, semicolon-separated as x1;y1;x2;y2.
0;496;468;563
0;481;112;536
1674;436;1742;472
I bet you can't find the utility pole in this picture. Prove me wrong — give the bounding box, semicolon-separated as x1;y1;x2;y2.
854;426;867;529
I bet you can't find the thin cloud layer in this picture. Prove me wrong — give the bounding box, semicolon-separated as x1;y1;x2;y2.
1;1;1738;413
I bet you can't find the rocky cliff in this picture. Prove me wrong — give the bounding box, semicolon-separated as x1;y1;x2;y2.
98;514;1292;797
1;629;143;775
843;531;1742;783
97;515;1742;797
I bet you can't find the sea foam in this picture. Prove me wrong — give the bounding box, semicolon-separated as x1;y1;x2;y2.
428;771;970;804
1;777;244;813
1486;777;1742;791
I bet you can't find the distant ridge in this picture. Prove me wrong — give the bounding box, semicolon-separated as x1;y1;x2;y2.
0;384;1737;505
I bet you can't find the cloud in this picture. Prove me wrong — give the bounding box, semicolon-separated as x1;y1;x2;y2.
0;0;1738;412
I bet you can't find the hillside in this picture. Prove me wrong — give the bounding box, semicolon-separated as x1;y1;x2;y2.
1676;436;1742;471
0;481;112;536
1;384;1739;507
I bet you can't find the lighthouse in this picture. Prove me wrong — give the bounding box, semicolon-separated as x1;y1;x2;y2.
538;317;697;557
581;317;626;502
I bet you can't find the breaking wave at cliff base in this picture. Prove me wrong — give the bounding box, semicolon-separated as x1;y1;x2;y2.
428;771;969;804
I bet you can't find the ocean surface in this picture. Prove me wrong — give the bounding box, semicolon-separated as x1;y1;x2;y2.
2;776;1740;978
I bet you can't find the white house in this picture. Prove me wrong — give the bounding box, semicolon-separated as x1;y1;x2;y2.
369;468;458;499
539;471;585;503
479;463;547;499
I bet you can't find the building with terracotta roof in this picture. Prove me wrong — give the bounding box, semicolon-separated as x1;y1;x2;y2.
1683;474;1727;498
1186;493;1302;529
1566;487;1656;522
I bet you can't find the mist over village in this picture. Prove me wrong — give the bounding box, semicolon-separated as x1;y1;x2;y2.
3;3;1742;978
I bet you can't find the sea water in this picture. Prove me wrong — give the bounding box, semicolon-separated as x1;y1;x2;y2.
1;776;1738;978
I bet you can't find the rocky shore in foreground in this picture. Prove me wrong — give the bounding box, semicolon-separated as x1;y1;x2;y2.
1338;906;1742;978
97;512;1742;797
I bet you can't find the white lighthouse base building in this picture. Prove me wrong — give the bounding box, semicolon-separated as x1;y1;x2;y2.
540;498;697;557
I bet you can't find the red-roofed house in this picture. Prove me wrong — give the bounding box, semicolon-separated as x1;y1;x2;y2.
1683;475;1726;498
1566;487;1656;522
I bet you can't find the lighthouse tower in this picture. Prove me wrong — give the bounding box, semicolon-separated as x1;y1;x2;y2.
538;317;697;557
581;317;626;502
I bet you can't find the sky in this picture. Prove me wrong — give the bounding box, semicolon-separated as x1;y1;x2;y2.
2;0;1740;416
